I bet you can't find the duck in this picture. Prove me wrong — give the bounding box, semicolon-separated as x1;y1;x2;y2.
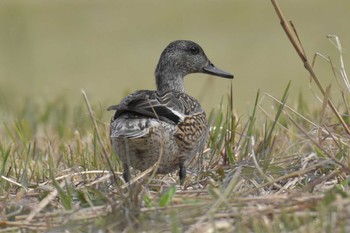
108;40;233;184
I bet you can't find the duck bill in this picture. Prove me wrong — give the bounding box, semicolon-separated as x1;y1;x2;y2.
202;62;234;79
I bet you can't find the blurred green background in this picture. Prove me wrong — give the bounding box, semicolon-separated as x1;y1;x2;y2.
0;0;349;116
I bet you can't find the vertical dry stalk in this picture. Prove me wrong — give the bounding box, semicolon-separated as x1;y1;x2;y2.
270;0;350;135
81;90;119;184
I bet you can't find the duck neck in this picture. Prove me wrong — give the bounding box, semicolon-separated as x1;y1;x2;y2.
156;73;185;93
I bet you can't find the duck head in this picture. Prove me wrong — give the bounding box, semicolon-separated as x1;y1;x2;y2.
155;40;233;93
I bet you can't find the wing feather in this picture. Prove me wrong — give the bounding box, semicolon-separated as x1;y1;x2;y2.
108;90;202;124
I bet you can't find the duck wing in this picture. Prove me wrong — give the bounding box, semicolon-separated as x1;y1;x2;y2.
108;90;202;125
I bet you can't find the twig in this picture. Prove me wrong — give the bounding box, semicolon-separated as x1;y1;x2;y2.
240;160;328;196
26;179;65;222
288;115;350;173
1;175;28;191
270;0;350;135
327;35;349;92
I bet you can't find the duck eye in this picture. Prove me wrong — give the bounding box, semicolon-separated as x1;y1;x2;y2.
189;46;200;55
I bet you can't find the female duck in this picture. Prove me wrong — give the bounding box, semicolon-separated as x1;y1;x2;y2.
108;40;233;184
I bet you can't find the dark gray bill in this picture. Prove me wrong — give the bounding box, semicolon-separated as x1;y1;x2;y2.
202;62;234;79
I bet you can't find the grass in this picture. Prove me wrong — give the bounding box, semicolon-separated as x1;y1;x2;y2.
1;1;350;232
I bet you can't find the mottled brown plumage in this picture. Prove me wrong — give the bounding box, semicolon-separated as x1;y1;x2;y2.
108;40;233;184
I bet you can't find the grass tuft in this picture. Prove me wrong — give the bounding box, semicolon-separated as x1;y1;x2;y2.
1;1;350;232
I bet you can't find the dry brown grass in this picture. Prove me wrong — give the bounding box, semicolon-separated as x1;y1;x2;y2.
1;1;350;232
